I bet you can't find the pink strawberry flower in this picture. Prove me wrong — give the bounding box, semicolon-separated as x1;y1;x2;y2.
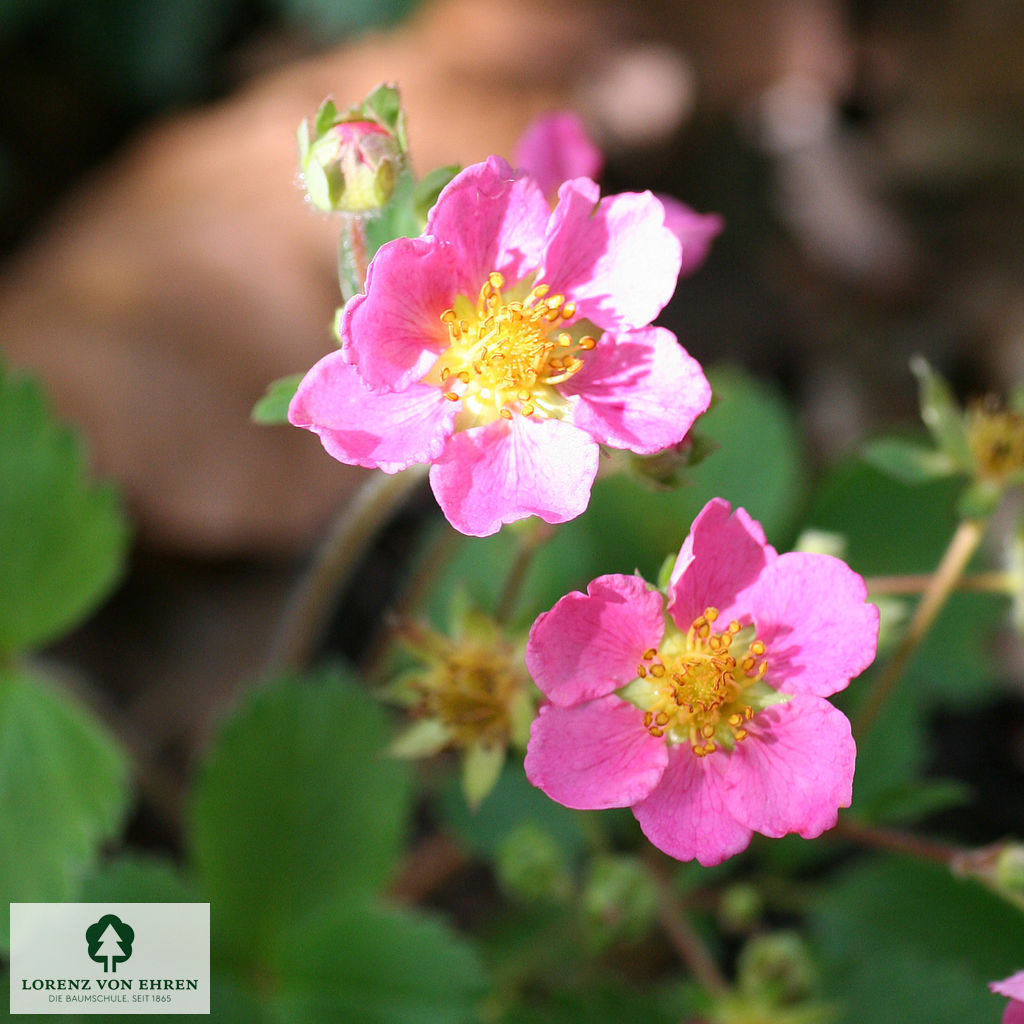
289;155;711;536
524;498;879;866
991;972;1024;1024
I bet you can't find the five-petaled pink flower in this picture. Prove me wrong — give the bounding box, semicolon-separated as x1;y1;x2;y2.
991;972;1024;1024
524;497;879;866
288;155;711;537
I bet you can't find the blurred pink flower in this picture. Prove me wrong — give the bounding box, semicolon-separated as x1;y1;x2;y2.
513;111;604;201
290;156;710;536
514;110;723;276
524;498;879;865
991;971;1024;1024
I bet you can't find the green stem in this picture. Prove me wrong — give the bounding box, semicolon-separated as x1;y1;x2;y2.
866;569;1014;596
832;817;960;866
265;465;427;675
853;516;986;738
644;853;729;995
495;521;555;625
337;216;369;302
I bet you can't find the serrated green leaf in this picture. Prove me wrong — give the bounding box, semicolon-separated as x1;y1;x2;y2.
0;667;129;952
863;436;957;484
190;670;411;962
0;364;129;655
251;374;303;425
271;900;485;1024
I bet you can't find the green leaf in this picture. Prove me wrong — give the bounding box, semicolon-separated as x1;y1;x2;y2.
0;667;129;952
80;854;198;903
0;364;129;655
272;900;485;1024
190;669;411;963
811;856;1024;1024
863;436;957;484
251;374;303;425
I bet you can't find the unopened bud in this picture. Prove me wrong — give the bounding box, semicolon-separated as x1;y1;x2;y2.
298;86;407;216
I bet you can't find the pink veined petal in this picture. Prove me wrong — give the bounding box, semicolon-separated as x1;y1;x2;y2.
425;156;550;294
562;326;711;454
525;696;667;810
288;350;455;472
668;498;777;629
723;694;855;840
428;415;599;537
514;111;604;203
748;551;880;698
632;746;753;866
342;235;460;392
992;973;1024;1002
657;195;724;277
540;179;682;331
526;573;665;706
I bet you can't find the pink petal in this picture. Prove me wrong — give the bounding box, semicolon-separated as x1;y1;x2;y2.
632;747;753;866
749;552;879;698
425;156;550;294
525;696;667;810
342;235;459;391
540;180;682;331
428;415;599;537
668;499;777;629
526;573;665;706
563;326;711;454
1005;1001;1024;1024
289;350;455;471
992;973;1024;1002
514;112;604;202
658;195;724;277
723;695;855;840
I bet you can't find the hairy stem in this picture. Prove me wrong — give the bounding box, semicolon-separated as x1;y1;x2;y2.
832;817;960;866
265;465;427;675
337;216;369;303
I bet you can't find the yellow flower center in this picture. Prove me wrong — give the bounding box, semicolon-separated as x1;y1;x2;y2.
967;395;1024;482
625;607;769;757
427;271;596;425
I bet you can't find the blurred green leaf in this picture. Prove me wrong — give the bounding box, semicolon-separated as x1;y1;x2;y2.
413;165;460;224
190;669;411;962
279;0;420;43
863;436;957;484
811;856;1024;1024
251;374;302;425
0;667;129;952
440;761;587;860
365;170;422;258
272;899;485;1024
854;778;972;826
81;854;198;903
806;459;1004;704
0;364;129;656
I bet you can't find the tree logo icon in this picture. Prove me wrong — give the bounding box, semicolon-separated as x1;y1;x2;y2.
85;914;134;973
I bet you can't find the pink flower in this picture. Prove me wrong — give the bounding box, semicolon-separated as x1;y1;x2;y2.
289;156;711;536
514;111;723;276
513;111;604;201
524;498;879;866
991;972;1024;1024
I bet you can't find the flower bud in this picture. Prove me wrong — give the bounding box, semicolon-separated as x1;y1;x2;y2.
298;86;407;216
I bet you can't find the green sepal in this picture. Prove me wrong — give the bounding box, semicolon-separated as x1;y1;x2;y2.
313;97;340;137
413;165;460;226
251;373;302;425
389;717;451;758
910;355;972;470
360;83;406;150
461;741;506;810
